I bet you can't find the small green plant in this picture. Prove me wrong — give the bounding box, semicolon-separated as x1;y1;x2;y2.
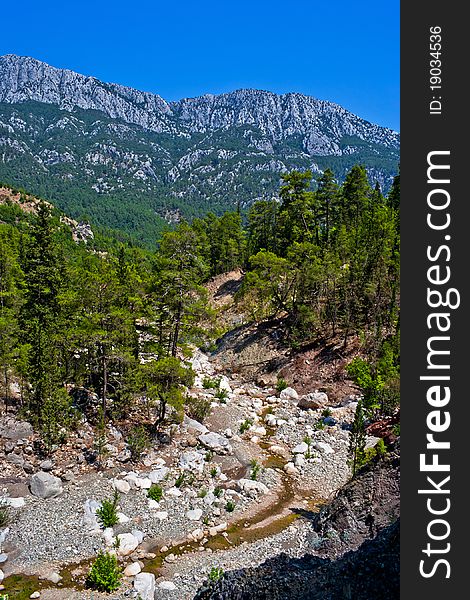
303;435;312;459
213;486;223;498
375;438;387;457
276;377;288;393
392;423;400;436
203;376;220;389
239;418;253;434
148;484;163;502
0;499;10;527
175;472;186;488
215;388;229;403
198;488;208;498
208;566;224;582
127;425;150;462
86;550;122;592
225;500;236;512
96;489;120;528
250;459;261;480
322;408;332;418
314;420;325;430
203;515;211;526
210;466;218;478
205;450;214;462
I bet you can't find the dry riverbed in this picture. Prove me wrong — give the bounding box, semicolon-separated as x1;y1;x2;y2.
0;348;367;599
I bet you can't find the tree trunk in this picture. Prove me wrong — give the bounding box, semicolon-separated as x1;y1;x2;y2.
171;298;183;357
102;349;108;418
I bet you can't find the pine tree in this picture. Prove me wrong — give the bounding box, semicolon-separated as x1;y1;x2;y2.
142;357;195;426
20;203;67;423
155;224;208;356
0;231;22;413
315;168;339;248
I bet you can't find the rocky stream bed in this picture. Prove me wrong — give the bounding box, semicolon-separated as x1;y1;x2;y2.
0;347;386;600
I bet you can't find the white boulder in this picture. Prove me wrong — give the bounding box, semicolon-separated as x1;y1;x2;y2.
133;572;156;600
116;532;139;556
280;387;299;401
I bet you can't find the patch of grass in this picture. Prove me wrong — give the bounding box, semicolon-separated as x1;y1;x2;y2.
213;486;223;498
314;420;325;430
322;408;332;418
205;450;214;462
198;488;208;498
147;484;163;502
225;500;236;512
215;388;229;403
203;376;220;389
210;467;218;478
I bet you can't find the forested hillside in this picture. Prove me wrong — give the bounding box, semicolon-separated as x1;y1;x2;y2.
0;164;399;449
0;163;399;598
0;55;399;247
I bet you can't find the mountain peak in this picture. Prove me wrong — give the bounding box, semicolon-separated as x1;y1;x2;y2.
0;53;174;132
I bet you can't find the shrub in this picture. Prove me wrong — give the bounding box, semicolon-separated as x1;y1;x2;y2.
96;490;120;528
86;550;122;592
208;566;224;582
127;425;150;462
276;377;288;393
186;395;212;422
148;484;163;502
225;500;235;512
376;438;387;457
239;418;253;434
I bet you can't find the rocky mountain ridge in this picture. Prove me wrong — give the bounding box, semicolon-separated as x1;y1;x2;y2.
0;55;400;245
0;55;398;146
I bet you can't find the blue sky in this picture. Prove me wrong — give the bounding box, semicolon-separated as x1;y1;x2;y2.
0;0;399;131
